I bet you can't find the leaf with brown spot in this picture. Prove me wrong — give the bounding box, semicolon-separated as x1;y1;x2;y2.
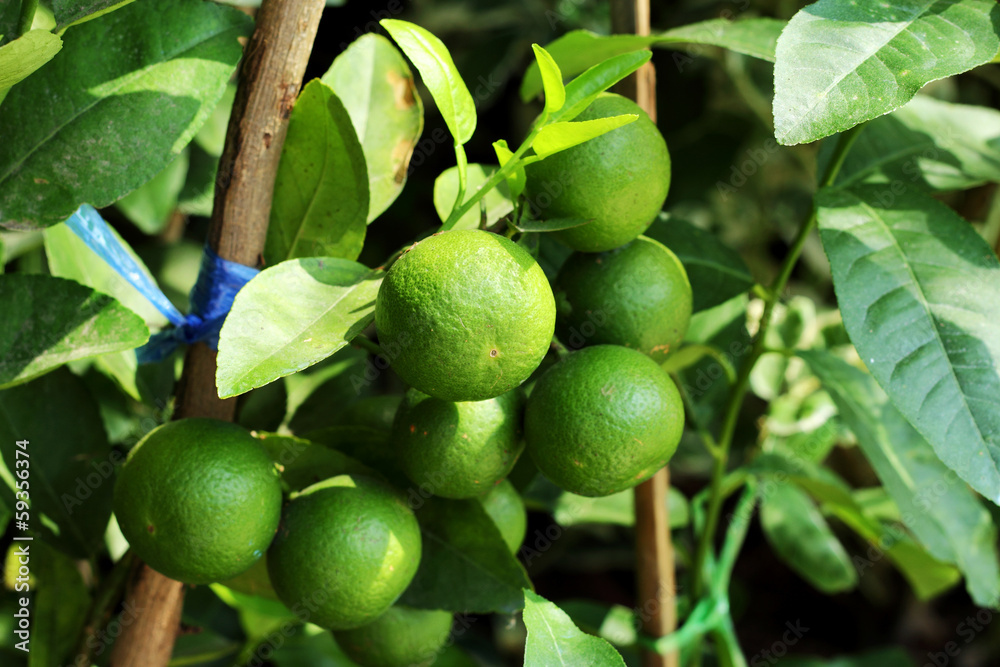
322;33;424;224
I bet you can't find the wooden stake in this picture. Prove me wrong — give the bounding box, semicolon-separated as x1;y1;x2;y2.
109;1;326;664
611;2;679;666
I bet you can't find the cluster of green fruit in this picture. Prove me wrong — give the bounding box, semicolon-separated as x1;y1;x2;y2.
112;92;691;667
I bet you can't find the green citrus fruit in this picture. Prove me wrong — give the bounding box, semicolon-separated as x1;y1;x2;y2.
524;346;683;497
267;474;422;630
393;387;525;499
524;93;670;252
554;236;692;360
332;605;453;667
113;418;282;584
479;479;527;553
375;229;556;402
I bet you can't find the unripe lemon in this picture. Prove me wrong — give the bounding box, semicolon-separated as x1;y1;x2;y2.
113;418;282;584
393;387;525;499
332;605;453;667
524;346;683;497
375;229;555;402
554;236;692;360
267;474;422;630
524;93;670;252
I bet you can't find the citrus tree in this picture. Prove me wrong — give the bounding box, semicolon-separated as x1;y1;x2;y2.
1;0;1000;666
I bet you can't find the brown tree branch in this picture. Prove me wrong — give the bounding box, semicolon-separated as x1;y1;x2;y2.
611;2;679;667
109;1;326;664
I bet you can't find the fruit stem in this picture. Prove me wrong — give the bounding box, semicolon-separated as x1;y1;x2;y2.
442;127;541;231
689;123;866;604
351;334;383;357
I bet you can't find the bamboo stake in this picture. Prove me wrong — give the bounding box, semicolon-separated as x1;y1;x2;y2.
610;2;679;667
109;1;326;664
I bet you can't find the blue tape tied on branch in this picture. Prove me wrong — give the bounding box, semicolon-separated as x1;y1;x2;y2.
65;205;259;363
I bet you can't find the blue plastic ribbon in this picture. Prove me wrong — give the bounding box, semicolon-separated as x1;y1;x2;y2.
65;205;259;363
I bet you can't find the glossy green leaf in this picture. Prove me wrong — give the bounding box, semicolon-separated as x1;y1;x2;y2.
515;218;590;233
192;83;235;157
492;139;525;201
115;150;189;235
0;274;148;388
0;0;251;229
532;44;565;115
216;258;382;398
43;223;167;329
801;350;1000;607
830;95;1000;192
522;590;626;667
255;433;376;491
645;214;753;313
265;80;367;265
520;19;784;101
0;2;23;47
30;541;90;667
381;19;476;145
0;369;116;557
552;50;651;124
773;0;1000;145
177;143;218;217
44;221;166;400
760;482;857;593
433;163;512;231
400;497;531;614
759;452;962;600
532;115;637;160
50;0;136;30
816;185;1000;506
0;30;61;91
322;33;424;223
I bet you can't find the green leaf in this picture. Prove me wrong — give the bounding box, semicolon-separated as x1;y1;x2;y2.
177;143;218;217
43;223;167;329
760;452;962;600
816;185;1000;506
520;19;784;101
492;139;525;201
522;590;626;667
0;0;252;229
0;274;148;389
532;44;565;115
0;368;116;557
645;214;753;313
193;83;235;157
551;50;651;124
322;33;424;223
264;80;367;265
255;433;376;491
381;19;476;145
216;258;382;398
50;0;136;30
433;163;512;231
0;2;23;48
773;0;1000;145
29;541;91;667
43;221;166;400
0;30;61;92
515;218;591;233
760;481;857;594
399;497;531;614
829;95;1000;192
801;350;1000;607
115;150;189;235
532;115;637;160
